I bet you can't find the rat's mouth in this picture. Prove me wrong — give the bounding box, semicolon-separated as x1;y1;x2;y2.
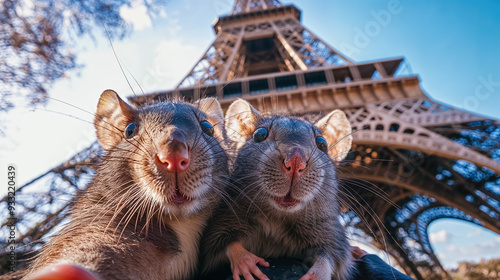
274;192;299;208
170;189;191;205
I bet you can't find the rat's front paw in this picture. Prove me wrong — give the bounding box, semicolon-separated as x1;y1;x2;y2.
227;242;270;280
231;253;269;280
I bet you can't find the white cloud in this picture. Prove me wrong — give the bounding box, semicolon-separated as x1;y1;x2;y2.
446;239;500;257
471;238;500;256
466;229;482;238
120;2;152;31
440;236;500;269
446;244;464;254
138;38;205;91
17;0;35;17
429;229;451;243
437;253;447;261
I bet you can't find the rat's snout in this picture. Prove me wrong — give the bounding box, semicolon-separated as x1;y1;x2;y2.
283;146;307;177
155;130;190;172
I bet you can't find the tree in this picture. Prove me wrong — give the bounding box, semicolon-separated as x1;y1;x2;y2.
451;258;500;280
0;0;166;115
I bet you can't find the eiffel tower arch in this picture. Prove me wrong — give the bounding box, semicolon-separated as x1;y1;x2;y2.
1;1;499;279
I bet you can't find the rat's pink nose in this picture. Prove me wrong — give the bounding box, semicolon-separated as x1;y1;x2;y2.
156;150;189;172
284;147;307;177
155;133;190;172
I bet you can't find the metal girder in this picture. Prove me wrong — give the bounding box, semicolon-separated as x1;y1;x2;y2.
375;98;492;127
343;100;500;173
177;3;352;88
381;200;480;280
340;144;500;232
271;17;352;67
334;113;500;278
0;143;101;272
340;153;495;279
231;0;282;15
177;26;244;87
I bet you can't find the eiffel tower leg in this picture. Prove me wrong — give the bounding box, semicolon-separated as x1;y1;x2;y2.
389;244;425;280
271;18;353;67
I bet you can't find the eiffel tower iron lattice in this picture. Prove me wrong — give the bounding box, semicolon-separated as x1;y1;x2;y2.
1;1;499;279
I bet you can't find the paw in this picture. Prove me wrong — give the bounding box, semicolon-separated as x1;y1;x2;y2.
230;253;270;280
227;243;270;280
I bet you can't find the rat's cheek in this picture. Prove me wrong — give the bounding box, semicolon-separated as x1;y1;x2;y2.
29;264;99;280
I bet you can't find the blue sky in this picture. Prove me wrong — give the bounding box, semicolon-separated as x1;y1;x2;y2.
1;0;500;270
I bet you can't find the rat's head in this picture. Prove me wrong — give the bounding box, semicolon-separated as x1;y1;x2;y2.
226;99;352;213
94;90;227;218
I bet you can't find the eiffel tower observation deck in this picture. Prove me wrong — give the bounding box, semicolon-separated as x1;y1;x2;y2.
1;1;499;279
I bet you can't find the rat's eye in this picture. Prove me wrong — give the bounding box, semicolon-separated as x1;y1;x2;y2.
124;123;136;139
316;136;328;153
253;127;268;143
200;121;214;137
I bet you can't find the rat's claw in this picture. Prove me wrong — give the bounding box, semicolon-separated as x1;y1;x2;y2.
250;262;269;280
257;257;270;268
29;264;98;280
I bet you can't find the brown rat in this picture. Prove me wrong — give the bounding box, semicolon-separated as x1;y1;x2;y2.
200;99;354;280
24;90;228;280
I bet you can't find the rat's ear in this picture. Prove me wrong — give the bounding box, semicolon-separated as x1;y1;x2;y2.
315;109;352;162
94;90;136;150
195;97;225;140
225;99;261;144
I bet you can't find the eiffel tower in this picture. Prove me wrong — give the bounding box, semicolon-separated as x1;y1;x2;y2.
1;1;499;279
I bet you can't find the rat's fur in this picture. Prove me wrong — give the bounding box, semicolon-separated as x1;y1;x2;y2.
201;99;354;280
25;90;228;280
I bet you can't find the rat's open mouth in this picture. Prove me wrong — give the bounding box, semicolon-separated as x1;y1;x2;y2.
274;192;299;207
171;189;191;205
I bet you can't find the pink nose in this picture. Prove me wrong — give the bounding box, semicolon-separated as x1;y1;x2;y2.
155;133;190;172
284;147;307;177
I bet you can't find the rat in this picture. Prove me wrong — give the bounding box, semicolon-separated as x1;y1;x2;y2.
23;90;229;280
200;99;354;280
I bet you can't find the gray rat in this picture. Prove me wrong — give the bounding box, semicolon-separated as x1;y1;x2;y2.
200;99;354;280
24;90;228;280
